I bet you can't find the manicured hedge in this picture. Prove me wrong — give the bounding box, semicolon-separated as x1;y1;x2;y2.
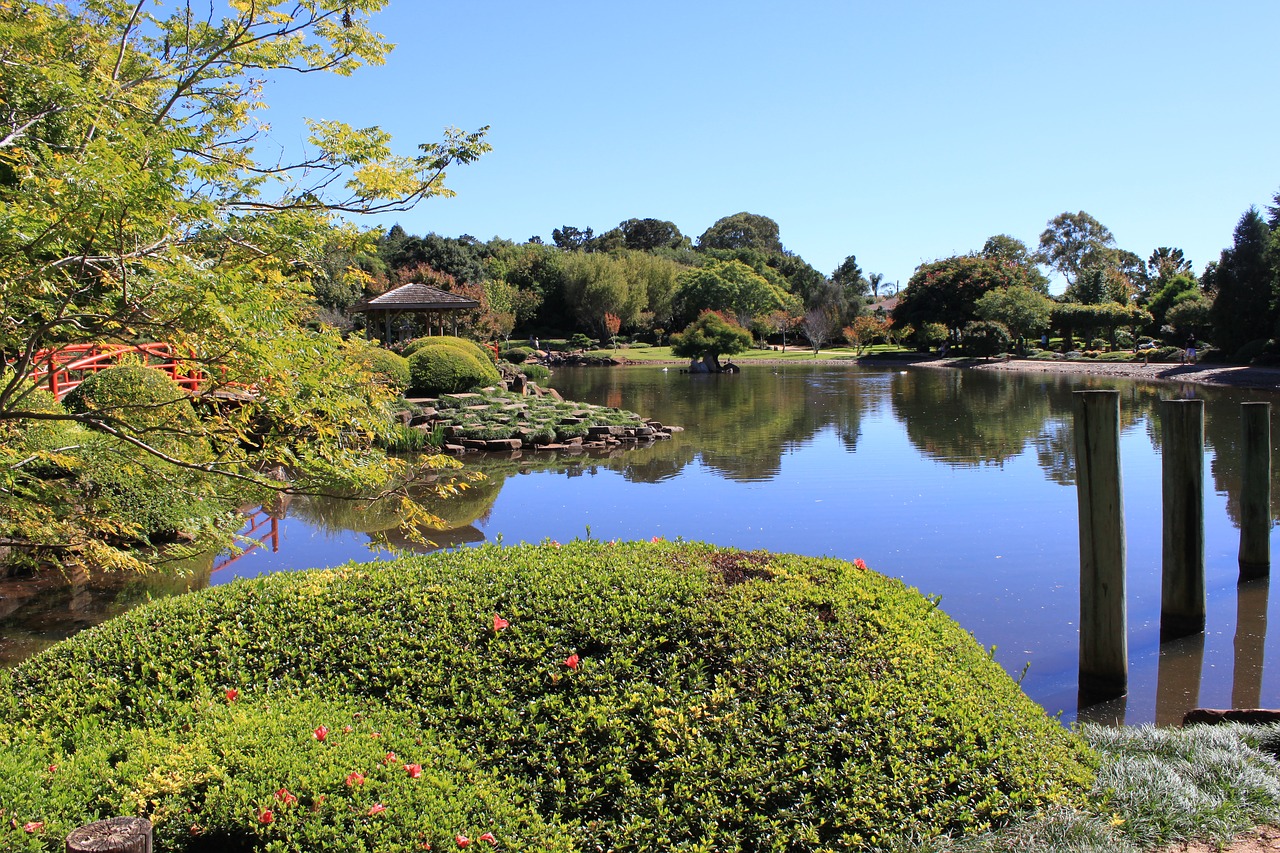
1;542;1095;851
361;347;411;393
408;346;501;396
402;335;495;364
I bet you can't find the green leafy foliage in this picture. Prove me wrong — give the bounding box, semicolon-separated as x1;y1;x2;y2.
670;311;753;366
407;346;501;396
4;542;1095;851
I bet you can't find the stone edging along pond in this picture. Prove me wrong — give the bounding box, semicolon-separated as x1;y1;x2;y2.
398;381;681;455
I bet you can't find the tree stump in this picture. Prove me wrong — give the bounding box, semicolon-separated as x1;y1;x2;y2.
66;817;152;853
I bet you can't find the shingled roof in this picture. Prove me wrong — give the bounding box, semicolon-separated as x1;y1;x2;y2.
355;282;480;312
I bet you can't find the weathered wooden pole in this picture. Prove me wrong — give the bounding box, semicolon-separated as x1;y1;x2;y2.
1239;402;1272;580
1161;399;1206;641
66;817;153;853
1074;390;1127;703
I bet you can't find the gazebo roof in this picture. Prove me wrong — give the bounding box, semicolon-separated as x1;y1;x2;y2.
354;282;479;312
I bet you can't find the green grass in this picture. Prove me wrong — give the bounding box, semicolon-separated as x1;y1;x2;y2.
890;722;1280;853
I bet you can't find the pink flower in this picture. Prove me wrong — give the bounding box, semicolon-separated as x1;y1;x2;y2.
258;809;274;825
564;653;580;670
313;725;329;742
854;558;868;571
274;787;297;806
549;540;560;548
225;687;239;702
479;832;497;845
383;752;398;765
367;803;387;816
405;763;423;778
492;614;509;632
651;536;663;542
370;732;381;739
345;771;365;787
23;822;44;833
456;836;471;848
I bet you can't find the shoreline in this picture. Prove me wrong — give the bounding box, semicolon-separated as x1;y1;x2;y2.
617;354;1280;392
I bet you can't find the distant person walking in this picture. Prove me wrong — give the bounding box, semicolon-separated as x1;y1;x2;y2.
1184;333;1197;364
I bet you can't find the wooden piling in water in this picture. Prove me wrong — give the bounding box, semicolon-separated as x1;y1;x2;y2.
1240;402;1271;580
1074;390;1127;702
1161;399;1206;641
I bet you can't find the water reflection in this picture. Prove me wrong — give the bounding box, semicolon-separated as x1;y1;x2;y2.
5;363;1280;726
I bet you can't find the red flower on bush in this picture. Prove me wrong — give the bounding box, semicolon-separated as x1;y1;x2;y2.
225;688;239;702
274;787;297;806
456;836;471;848
492;614;509;632
313;725;329;742
479;832;497;845
46;764;57;774
384;752;398;765
343;725;354;733
22;821;44;833
367;803;387;816
405;763;423;778
258;809;274;825
651;536;663;542
564;653;580;670
345;771;365;787
854;558;868;571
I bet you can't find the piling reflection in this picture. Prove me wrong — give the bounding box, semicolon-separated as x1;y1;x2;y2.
1234;578;1269;709
1155;634;1205;726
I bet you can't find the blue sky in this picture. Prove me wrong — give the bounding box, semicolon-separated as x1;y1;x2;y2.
263;1;1279;290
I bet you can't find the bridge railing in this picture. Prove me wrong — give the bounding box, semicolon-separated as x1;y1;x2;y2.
29;343;205;400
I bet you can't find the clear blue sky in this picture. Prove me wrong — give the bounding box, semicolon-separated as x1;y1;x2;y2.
263;1;1279;290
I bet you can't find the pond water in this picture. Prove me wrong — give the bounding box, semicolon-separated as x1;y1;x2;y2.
4;363;1280;726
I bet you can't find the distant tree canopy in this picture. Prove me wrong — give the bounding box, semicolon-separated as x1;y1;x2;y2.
697;212;785;254
1037;211;1116;286
674;260;786;327
893;255;1041;335
1208;208;1275;358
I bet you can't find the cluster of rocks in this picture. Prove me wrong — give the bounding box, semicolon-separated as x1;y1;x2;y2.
537;351;628;367
396;381;681;456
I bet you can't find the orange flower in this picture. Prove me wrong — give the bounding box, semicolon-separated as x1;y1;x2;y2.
345;771;365;787
367;803;387;816
22;822;44;833
274;787;297;806
564;653;580;670
493;614;509;632
479;832;497;845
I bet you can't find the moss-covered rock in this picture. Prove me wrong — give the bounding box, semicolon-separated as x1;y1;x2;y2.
1;542;1093;851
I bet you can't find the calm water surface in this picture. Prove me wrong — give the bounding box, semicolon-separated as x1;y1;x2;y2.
5;363;1280;725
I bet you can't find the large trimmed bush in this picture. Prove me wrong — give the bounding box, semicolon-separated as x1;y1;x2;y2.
408;345;501;395
1;542;1094;851
360;347;411;393
60;366;228;541
402;335;495;364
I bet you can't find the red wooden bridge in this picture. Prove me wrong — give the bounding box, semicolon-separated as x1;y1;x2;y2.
29;343;204;400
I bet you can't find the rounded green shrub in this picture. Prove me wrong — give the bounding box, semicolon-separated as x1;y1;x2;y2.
403;335;495;364
407;346;501;396
62;366;224;540
519;363;551;383
361;347;411;392
5;542;1096;851
502;346;532;364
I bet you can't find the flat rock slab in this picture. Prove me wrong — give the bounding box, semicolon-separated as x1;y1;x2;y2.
1183;708;1280;726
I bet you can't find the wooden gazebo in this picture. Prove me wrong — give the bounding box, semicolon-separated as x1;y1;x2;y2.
353;282;480;342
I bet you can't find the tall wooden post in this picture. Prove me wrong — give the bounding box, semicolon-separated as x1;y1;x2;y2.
1161;399;1206;641
1240;402;1272;580
67;817;153;853
1074;390;1127;703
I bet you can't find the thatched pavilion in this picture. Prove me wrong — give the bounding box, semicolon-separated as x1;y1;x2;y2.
353;282;480;342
